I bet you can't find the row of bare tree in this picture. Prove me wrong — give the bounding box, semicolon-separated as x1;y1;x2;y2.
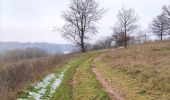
150;5;170;41
59;0;170;52
112;5;170;48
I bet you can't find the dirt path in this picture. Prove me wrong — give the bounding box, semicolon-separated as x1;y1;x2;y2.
72;67;77;98
92;53;124;100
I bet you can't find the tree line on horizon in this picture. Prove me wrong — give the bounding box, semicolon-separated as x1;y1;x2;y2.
58;0;170;52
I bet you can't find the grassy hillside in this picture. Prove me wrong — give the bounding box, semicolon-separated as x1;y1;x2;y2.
94;41;170;100
11;41;170;100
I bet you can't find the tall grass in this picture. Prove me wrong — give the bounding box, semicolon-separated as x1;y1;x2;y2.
96;41;170;99
0;48;73;100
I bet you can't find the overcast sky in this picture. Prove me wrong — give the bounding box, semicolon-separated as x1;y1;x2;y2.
0;0;169;44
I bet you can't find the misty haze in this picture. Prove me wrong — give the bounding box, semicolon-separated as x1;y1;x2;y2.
0;0;170;100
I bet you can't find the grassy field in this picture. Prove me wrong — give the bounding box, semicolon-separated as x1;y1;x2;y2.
14;41;170;100
51;52;110;100
94;41;170;100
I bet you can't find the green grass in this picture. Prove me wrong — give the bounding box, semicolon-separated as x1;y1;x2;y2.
51;52;110;100
73;53;110;100
50;54;87;100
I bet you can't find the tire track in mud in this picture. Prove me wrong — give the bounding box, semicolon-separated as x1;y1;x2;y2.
92;53;124;100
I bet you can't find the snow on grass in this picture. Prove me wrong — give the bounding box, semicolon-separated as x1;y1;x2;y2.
18;66;70;100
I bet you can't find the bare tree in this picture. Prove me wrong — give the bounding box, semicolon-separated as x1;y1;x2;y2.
162;5;170;34
112;7;139;48
103;36;113;48
150;13;169;40
112;27;126;47
60;0;106;52
163;5;170;17
93;36;113;50
112;27;134;47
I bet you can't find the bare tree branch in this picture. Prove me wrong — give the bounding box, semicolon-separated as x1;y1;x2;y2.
112;7;139;48
59;0;106;52
150;13;169;40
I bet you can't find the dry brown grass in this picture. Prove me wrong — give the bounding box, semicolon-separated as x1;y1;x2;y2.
95;40;170;100
0;54;73;100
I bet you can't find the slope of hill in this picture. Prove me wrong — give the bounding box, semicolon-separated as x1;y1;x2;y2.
94;41;170;100
12;41;170;100
0;42;76;54
50;41;170;100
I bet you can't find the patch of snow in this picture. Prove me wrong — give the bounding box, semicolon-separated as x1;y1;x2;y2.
49;78;62;95
17;67;69;100
63;51;71;54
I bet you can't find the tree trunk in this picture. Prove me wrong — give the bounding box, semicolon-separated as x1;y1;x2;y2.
161;31;163;41
80;32;86;53
125;36;127;48
124;27;127;48
81;41;85;53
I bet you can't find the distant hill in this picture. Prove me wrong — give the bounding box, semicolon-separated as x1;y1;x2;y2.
0;42;76;54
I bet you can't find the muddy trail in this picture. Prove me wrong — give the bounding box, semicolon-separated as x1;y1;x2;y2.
17;51;124;100
92;53;124;100
92;66;124;100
